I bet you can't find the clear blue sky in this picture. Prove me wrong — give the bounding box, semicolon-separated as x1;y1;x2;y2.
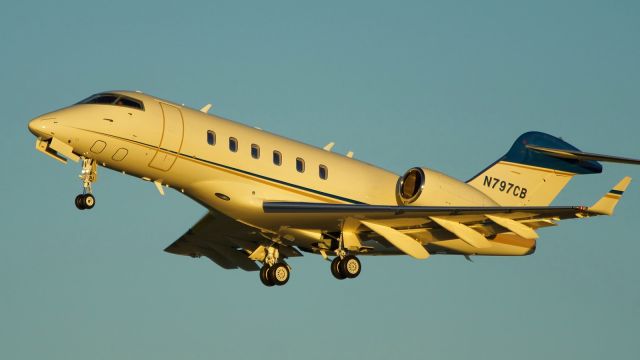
1;1;639;359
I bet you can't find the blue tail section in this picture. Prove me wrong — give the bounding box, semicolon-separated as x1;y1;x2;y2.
502;131;602;174
467;132;603;206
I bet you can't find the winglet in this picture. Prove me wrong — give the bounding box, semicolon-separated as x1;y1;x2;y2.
589;176;632;215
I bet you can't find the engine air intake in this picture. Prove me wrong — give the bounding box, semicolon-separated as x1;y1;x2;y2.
397;167;425;204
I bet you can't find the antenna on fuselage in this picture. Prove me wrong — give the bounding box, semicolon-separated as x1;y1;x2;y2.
323;142;335;151
200;104;213;113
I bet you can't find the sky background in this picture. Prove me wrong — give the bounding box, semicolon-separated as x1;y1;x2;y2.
1;0;639;359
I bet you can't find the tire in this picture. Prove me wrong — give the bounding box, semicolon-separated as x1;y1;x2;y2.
82;194;95;209
259;265;275;287
75;194;85;210
340;255;361;279
269;263;290;286
330;257;346;280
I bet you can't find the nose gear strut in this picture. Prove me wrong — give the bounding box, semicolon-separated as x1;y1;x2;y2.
75;157;98;210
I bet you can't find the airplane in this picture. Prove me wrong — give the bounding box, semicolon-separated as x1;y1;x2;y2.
27;90;640;287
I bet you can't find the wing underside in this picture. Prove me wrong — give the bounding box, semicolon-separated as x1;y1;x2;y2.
164;209;301;271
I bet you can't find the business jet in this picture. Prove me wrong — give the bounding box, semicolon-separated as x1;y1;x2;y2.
28;91;640;286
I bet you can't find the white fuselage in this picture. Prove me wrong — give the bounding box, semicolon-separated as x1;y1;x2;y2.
28;91;547;258
29;91;405;230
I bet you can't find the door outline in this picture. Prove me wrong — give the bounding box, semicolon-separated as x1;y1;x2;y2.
149;103;184;171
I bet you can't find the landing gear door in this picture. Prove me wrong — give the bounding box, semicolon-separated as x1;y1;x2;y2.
149;103;184;171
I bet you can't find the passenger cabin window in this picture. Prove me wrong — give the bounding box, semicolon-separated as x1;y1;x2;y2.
251;144;260;159
296;158;305;173
207;130;216;145
229;137;238;152
78;93;144;110
273;151;282;166
319;165;328;180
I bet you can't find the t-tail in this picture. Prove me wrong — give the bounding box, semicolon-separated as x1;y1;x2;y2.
467;131;640;206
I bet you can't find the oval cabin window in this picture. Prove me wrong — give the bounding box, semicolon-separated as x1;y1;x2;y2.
319;165;328;180
296;158;305;173
229;137;238;152
273;151;282;166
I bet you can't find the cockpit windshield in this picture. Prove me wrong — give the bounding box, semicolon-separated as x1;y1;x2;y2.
78;93;144;110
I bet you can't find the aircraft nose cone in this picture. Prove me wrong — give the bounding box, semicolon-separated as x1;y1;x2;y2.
28;118;53;139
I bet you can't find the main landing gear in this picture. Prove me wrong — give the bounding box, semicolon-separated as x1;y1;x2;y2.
330;253;361;280
329;233;362;280
259;246;290;287
75;158;98;210
256;246;362;286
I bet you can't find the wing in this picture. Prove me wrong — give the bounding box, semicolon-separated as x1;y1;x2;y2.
263;177;631;259
164;209;302;271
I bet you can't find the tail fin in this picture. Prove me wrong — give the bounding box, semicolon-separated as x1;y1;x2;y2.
467;131;602;206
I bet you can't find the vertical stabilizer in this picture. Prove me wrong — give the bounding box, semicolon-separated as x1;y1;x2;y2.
467;132;602;206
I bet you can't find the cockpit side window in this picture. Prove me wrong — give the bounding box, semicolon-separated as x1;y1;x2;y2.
78;93;144;110
83;94;119;105
115;97;144;110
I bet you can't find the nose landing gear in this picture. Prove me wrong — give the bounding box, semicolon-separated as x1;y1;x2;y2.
75;158;98;210
75;193;95;210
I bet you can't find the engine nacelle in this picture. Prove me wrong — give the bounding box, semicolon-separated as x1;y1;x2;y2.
396;167;498;206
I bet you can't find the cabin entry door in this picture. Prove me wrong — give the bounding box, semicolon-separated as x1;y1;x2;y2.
149;103;184;171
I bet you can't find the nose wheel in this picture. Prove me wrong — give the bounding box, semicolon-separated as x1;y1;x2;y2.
75;157;98;210
75;193;95;210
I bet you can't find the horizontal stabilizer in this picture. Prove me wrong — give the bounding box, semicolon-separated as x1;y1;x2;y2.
360;220;430;259
485;214;538;239
527;145;640;165
430;217;492;248
589;177;632;215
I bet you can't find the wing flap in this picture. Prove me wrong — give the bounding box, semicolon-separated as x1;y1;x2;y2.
485;214;539;239
430;217;492;248
200;247;240;270
360;220;430;259
210;245;260;271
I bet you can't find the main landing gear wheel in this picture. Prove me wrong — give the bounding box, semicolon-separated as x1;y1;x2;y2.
260;265;275;287
269;263;290;286
331;257;346;280
331;255;361;280
259;263;290;287
340;255;361;279
74;194;95;210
